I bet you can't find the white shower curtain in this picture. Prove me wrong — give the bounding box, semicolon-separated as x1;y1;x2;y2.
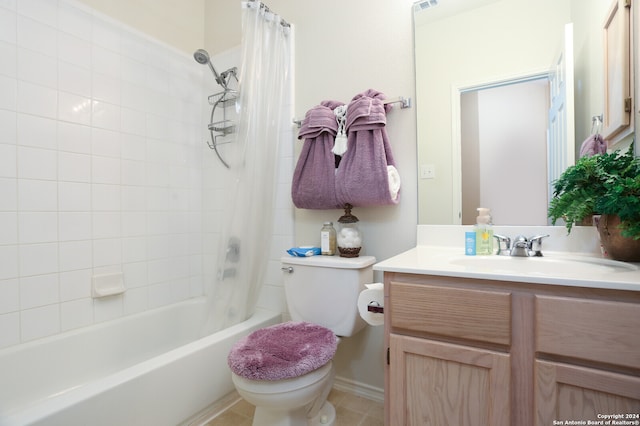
208;1;292;330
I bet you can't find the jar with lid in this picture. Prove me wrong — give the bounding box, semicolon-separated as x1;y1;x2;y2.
320;222;336;255
337;204;362;257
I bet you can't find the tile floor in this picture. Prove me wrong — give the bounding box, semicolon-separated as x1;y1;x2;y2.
204;388;384;426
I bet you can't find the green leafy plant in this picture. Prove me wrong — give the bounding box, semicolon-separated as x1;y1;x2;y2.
548;143;640;240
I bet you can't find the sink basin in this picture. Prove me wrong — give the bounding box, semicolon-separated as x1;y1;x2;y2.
448;254;638;277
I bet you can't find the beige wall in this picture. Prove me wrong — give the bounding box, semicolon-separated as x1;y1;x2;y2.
76;0;205;53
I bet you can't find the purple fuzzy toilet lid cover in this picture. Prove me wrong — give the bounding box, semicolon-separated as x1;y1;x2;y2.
227;321;337;381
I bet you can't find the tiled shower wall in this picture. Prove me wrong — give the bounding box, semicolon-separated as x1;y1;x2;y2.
0;0;294;349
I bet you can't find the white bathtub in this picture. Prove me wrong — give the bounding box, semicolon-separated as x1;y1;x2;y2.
0;298;280;426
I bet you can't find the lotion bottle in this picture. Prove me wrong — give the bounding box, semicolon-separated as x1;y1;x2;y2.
475;207;494;255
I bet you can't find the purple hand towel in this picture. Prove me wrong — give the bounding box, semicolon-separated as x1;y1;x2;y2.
227;321;337;381
579;134;607;157
292;101;345;209
335;89;400;207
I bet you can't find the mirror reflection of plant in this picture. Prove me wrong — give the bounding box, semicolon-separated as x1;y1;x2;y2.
548;143;640;239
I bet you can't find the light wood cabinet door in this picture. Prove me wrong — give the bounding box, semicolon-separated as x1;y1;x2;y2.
389;334;511;426
535;360;640;426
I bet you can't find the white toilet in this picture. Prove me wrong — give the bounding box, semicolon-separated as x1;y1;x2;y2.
227;255;376;426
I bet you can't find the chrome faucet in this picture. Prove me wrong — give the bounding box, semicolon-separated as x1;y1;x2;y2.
493;234;549;257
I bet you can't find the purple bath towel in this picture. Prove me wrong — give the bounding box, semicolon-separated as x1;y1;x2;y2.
292;100;345;209
579;134;607;157
228;322;337;381
335;89;400;207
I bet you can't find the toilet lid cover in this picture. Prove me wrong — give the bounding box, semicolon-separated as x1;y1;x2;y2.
228;321;337;381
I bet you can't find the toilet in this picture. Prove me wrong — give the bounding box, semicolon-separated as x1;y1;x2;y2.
227;255;376;426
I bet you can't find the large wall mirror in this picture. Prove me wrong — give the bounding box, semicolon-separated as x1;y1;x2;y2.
414;0;636;225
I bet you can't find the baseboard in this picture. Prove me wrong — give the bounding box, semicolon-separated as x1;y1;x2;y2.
333;375;385;403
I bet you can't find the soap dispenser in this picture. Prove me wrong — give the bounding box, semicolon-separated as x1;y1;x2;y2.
475;207;494;255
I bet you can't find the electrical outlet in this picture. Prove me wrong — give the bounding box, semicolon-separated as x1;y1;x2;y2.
420;164;435;179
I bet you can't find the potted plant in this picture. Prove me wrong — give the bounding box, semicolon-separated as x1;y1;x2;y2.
548;144;640;262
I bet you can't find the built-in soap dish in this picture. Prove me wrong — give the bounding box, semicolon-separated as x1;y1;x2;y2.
92;272;125;298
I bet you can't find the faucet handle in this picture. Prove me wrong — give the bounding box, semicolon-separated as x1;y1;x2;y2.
493;234;511;255
528;234;549;257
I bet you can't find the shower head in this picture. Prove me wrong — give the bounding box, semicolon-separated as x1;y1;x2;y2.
193;48;227;89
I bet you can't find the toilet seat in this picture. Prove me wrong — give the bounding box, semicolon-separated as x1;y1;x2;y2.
228;321;337;381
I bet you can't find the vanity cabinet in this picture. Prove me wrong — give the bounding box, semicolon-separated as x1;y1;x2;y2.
383;273;640;426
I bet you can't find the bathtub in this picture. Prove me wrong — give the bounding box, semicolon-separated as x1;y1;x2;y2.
0;298;280;426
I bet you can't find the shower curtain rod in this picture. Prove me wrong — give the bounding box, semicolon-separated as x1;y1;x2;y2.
248;0;291;28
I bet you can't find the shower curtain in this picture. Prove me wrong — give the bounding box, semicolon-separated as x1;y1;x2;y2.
207;1;292;331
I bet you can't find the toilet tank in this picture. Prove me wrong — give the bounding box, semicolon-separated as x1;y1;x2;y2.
281;255;376;337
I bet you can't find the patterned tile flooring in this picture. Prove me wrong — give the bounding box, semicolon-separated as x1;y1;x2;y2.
204;388;384;426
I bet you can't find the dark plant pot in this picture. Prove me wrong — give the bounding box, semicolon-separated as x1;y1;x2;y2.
597;214;640;262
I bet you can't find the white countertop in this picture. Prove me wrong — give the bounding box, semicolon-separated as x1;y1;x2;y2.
373;226;640;292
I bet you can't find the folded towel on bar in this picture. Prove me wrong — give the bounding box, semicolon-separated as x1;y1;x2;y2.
291;100;345;209
335;89;400;207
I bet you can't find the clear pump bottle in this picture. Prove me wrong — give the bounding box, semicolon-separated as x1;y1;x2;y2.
475;207;494;255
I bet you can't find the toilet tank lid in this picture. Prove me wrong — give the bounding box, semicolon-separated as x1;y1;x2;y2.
281;255;376;269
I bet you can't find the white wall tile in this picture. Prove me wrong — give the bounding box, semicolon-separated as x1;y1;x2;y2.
59;212;91;241
121;186;146;211
0;245;18;280
0;109;17;144
91;18;120;52
17;0;57;28
16;16;56;56
58;151;90;182
19;243;58;276
0;144;16;177
58;1;92;40
122;261;147;289
0;278;19;314
20;304;60;341
58;91;91;125
120;109;146;137
91;100;120;131
17;146;57;180
0;178;17;211
17;47;57;88
92;212;121;239
59;268;91;301
17;179;56;211
122;236;146;263
92;238;121;267
18;212;57;243
92;45;120;78
59;61;91;97
123;286;147;315
0;211;17;244
57;121;91;154
59;240;92;271
60;298;93;331
0;313;20;349
91;127;120;157
0;74;17;110
17;113;57;149
19;273;58;309
0;40;17;77
93;295;123;323
92;72;120;104
92;183;120;210
122;212;146;237
17;80;57;119
121;159;146;186
0;8;16;44
58;181;91;211
91;156;120;184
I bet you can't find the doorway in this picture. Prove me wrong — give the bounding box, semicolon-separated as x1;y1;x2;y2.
460;78;550;225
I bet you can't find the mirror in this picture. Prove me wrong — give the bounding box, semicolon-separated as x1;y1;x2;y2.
414;0;632;225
